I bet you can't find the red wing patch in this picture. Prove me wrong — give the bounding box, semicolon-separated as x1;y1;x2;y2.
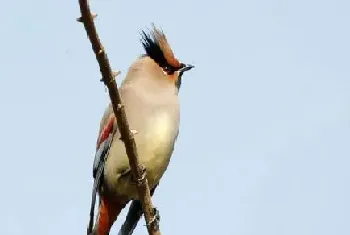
97;117;116;149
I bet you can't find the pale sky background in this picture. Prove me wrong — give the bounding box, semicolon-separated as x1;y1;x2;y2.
1;0;349;234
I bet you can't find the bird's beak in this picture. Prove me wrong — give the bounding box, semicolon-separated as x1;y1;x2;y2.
179;64;195;73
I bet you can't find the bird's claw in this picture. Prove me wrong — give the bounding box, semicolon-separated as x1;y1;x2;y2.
130;166;146;186
146;207;160;230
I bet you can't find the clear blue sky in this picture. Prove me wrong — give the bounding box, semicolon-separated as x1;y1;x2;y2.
1;0;349;234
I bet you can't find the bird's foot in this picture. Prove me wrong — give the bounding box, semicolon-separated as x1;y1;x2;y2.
130;166;146;186
146;207;160;231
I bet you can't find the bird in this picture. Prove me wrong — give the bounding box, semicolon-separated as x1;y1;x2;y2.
90;25;194;235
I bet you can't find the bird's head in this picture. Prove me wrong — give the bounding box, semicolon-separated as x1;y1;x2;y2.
139;25;194;90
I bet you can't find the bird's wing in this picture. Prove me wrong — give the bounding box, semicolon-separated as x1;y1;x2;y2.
87;105;118;234
93;104;117;178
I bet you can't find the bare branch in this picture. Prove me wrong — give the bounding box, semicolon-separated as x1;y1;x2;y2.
118;187;157;235
77;1;161;235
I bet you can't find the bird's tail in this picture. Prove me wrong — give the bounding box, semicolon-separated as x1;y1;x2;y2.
94;197;128;235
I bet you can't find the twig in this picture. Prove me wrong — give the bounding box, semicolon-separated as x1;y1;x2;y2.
77;1;161;235
118;187;157;235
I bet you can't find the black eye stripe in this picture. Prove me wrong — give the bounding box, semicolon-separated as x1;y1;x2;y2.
163;65;175;73
165;63;185;72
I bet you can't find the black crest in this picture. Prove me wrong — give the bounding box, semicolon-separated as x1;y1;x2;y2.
141;30;169;68
141;26;181;73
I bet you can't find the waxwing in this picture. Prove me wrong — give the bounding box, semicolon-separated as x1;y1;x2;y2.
90;25;194;235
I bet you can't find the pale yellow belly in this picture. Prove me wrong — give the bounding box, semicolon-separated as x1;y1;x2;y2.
104;112;178;200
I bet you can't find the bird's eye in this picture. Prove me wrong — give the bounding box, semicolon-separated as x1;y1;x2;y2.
163;66;174;75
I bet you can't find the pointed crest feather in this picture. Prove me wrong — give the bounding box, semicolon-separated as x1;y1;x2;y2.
141;25;181;69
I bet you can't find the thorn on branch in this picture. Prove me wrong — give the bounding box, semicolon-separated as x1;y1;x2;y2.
117;103;124;110
119;130;138;141
91;13;98;19
76;13;97;23
100;71;120;82
130;129;138;136
113;70;121;78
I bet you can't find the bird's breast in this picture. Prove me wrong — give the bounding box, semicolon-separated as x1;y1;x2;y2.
145;111;178;155
103;108;179;199
139;111;179;187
